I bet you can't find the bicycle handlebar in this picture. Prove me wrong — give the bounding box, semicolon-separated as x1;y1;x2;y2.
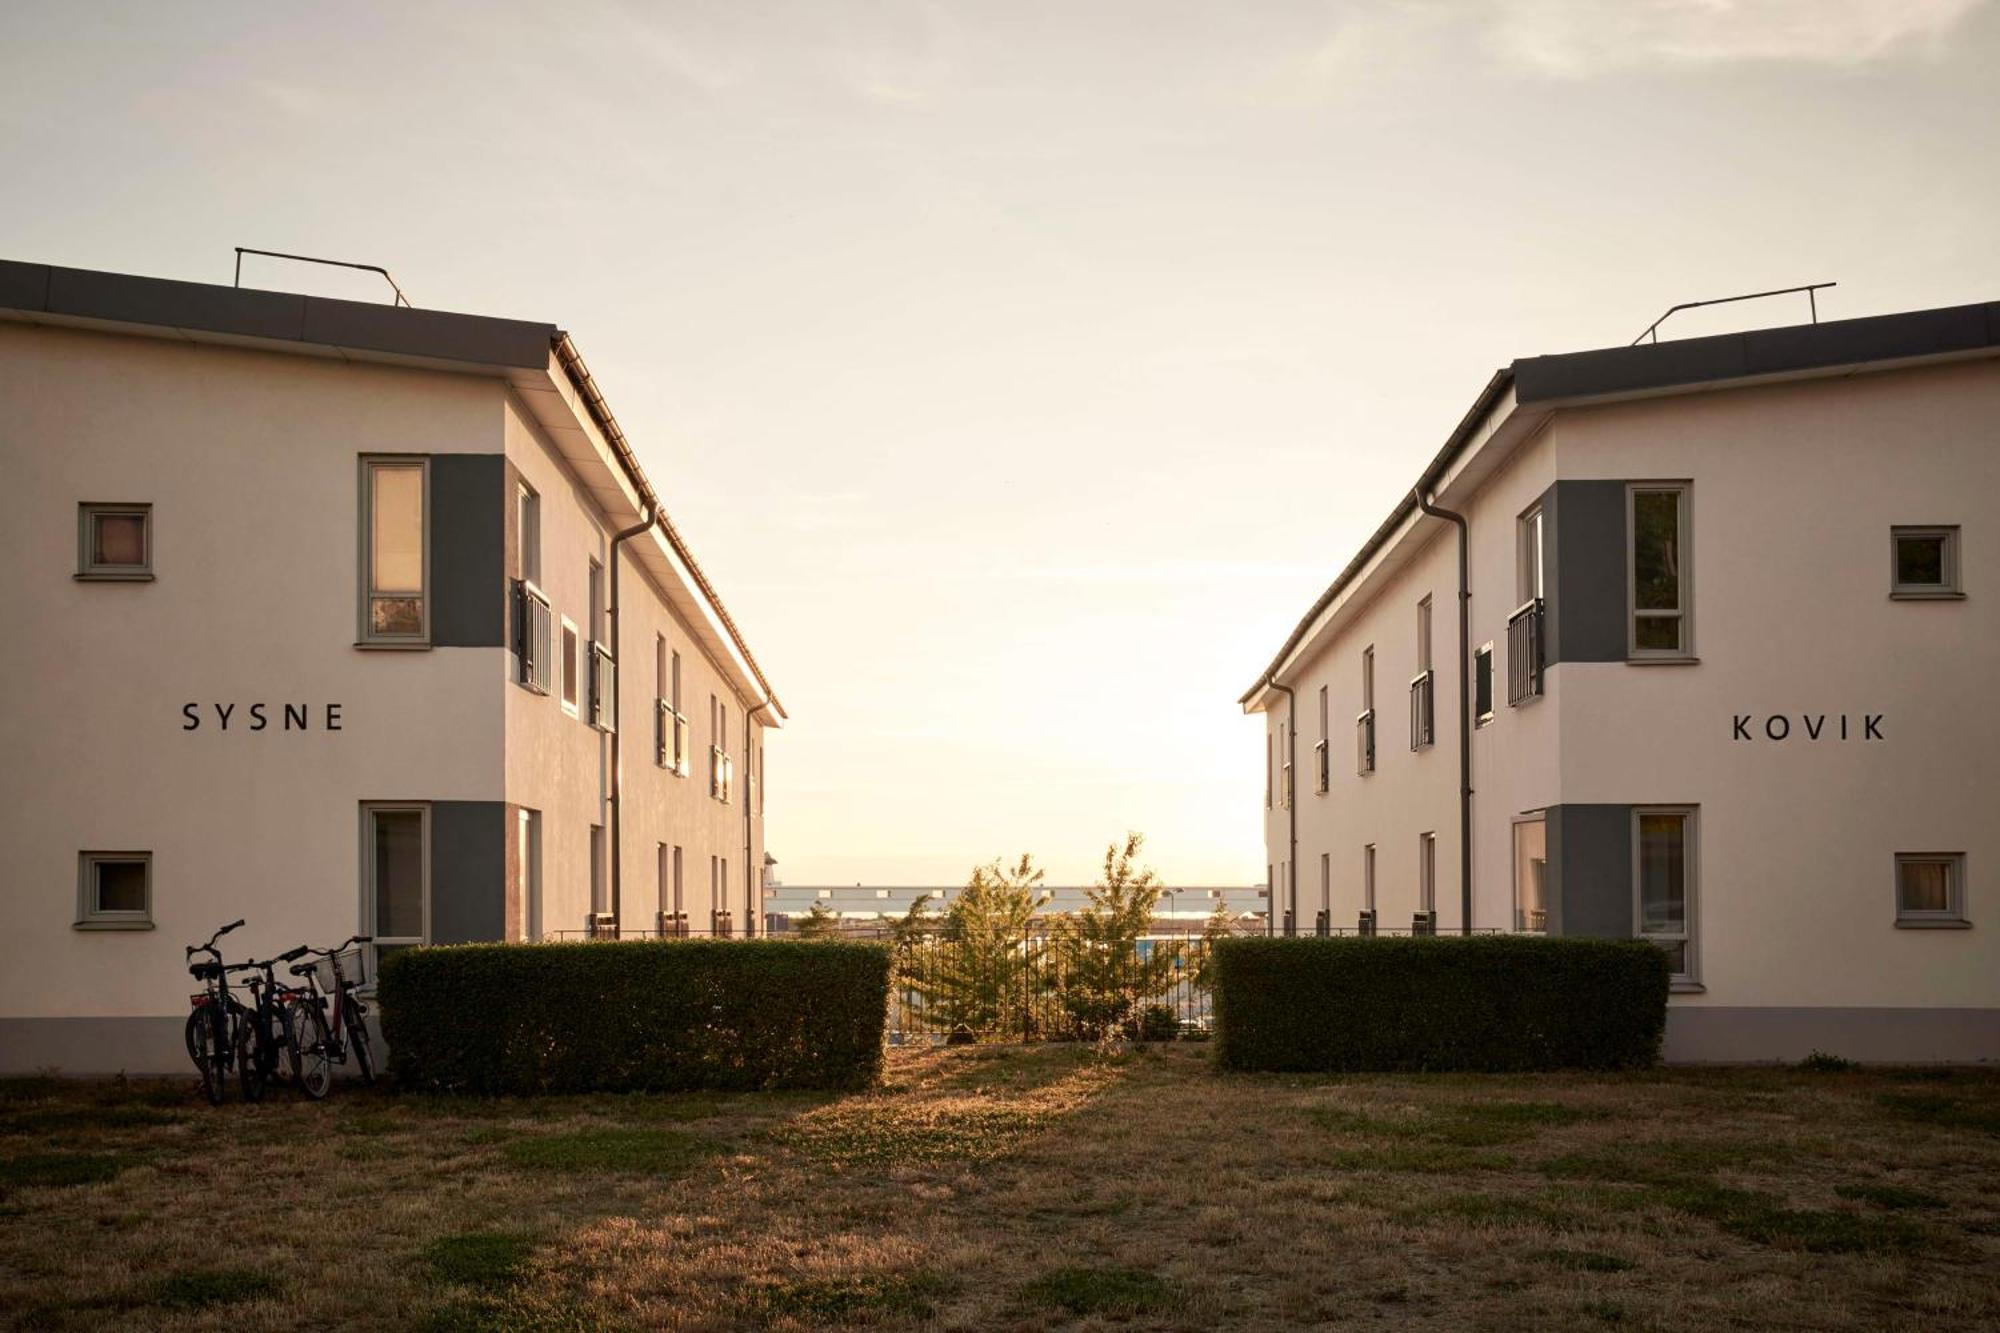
186;919;246;958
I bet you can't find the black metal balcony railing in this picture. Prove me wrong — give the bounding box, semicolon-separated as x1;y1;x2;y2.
1313;910;1330;937
1507;597;1545;706
1412;911;1438;937
1516;906;1547;933
1313;739;1329;793
1356;709;1376;776
1357;909;1377;938
1409;670;1434;750
588;642;615;730
514;581;553;693
585;912;617;940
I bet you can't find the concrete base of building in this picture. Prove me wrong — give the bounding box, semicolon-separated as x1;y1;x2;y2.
1;1016;194;1075
1665;1006;2000;1065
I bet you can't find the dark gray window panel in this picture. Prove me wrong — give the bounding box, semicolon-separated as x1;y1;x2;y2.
429;454;507;648
1543;804;1633;939
429;800;509;945
1538;480;1628;665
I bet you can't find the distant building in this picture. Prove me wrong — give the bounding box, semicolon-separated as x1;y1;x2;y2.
1243;300;1999;1062
0;259;784;1072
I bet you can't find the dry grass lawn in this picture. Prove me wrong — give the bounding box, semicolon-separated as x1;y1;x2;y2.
2;1045;1998;1331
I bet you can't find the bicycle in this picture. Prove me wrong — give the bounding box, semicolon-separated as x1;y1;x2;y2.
241;946;316;1098
287;937;378;1088
184;920;258;1105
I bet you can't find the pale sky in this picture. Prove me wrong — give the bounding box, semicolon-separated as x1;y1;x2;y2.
5;2;1997;885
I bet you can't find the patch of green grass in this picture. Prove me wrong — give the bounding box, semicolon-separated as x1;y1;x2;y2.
427;1232;536;1289
0;1077;64;1102
1654;1180;1926;1254
1329;1144;1512;1173
774;1103;1053;1167
1309;1099;1606;1148
1878;1092;2000;1136
0;1151;139;1191
458;1126;514;1147
337;1113;402;1137
1395;1193;1573;1229
148;1268;281;1309
1020;1266;1178;1317
750;1271;954;1322
418;1295;601;1332
1835;1182;1948;1211
1540;1139;1786;1187
502;1127;723;1174
0;1104;182;1136
1579;1298;1630;1324
1535;1248;1635;1273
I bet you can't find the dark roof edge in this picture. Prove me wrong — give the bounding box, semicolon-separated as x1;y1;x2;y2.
1513;300;2000;404
1237;368;1512;706
0;259;557;369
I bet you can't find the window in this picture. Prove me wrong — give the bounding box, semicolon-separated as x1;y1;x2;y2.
1266;732;1274;808
1417;597;1432;673
360;456;427;644
1411;599;1434;751
1357;646;1377;776
1474;643;1494;724
560;617;580;716
1512;817;1547;933
1891;526;1962;599
1314;685;1330;793
672;844;685;932
1361;843;1376;933
1518;505;1544;603
1634;807;1697;985
1279;721;1292;809
516;809;541;942
1629;484;1691;657
517;483;541;586
710;695;734;802
76;851;151;929
1895;853;1967;926
364;803;428;972
588;559;606;644
1319;852;1331;922
77;503;152;580
1419;832;1437;916
589;823;609;924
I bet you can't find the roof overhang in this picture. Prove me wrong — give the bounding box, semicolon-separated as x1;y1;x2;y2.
0;258;784;723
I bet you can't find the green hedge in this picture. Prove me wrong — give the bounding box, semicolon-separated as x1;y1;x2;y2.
1211;936;1668;1073
379;939;891;1094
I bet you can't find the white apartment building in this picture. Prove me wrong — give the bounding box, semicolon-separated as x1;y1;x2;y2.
0;259;784;1073
1244;299;1999;1062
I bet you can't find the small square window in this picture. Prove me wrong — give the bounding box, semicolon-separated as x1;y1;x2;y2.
1891;527;1961;599
77;504;153;580
1895;853;1967;927
77;852;153;929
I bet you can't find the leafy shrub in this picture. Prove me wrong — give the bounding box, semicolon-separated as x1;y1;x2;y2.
1798;1050;1856;1072
380;939;890;1094
1211;936;1668;1073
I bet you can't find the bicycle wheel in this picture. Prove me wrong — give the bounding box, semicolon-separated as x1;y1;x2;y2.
271;1007;302;1087
344;1002;377;1085
287;999;333;1101
186;1009;224;1105
236;1009;266;1103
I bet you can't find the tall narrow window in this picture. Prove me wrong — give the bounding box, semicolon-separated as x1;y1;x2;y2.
517;484;541;586
588;559;606;645
1411;599;1435;750
672;845;685;931
1518;505;1544;603
1266;733;1274;808
560;617;580;715
1279;721;1292;809
1314;685;1330;793
360;457;427;643
1512;817;1547;933
1362;844;1376;934
1635;807;1697;983
1474;644;1494;724
1319;852;1331;927
1419;832;1437;918
1357;646;1377;775
658;842;672;926
77;503;152;581
516;809;541;942
589;823;608;924
1629;484;1691;657
364;803;428;970
1417;598;1432;673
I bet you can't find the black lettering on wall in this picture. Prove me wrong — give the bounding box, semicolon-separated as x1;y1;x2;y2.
285;703;308;730
1765;716;1789;741
182;703;199;731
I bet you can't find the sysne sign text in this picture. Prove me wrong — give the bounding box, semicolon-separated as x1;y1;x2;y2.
181;703;344;732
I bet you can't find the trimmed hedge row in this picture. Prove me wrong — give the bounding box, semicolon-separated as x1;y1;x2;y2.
378;939;891;1094
1211;935;1668;1073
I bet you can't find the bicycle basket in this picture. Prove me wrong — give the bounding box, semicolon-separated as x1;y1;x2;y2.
315;947;370;991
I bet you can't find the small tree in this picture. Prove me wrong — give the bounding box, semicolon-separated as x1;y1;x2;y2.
1193;891;1233;990
908;856;1048;1039
1050;834;1182;1041
793;899;842;940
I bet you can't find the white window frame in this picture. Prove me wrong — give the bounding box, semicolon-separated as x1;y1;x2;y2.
1473;643;1494;725
1418;832;1436;917
1627;482;1693;660
1632;805;1698;987
589;823;609;922
517;482;541;587
76;850;153;929
1518;504;1544;604
1890;526;1963;600
516;808;541;942
358;455;430;647
1363;843;1376;914
1894;852;1968;927
76;502;153;581
1319;851;1331;917
560;615;581;717
1512;813;1548;934
362;802;430;972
